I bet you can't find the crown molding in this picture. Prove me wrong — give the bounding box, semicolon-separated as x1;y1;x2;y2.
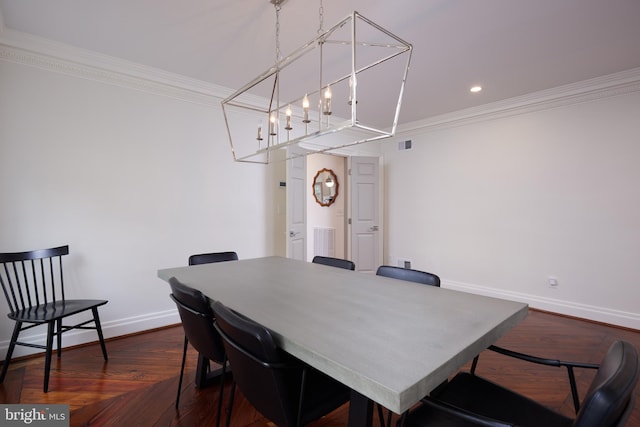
399;67;640;135
2;26;639;127
0;28;232;107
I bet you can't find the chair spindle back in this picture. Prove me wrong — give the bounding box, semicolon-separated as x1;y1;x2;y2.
0;245;69;314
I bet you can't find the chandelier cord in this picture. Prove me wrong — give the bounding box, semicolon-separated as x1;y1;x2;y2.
318;0;324;34
268;0;282;147
274;2;282;62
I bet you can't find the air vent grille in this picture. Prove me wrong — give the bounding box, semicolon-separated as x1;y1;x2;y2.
397;140;412;151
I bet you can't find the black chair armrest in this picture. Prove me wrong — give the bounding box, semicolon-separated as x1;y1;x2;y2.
415;396;515;427
472;345;599;414
487;345;599;370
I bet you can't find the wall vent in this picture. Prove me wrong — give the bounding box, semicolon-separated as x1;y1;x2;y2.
397;140;412;151
313;227;335;257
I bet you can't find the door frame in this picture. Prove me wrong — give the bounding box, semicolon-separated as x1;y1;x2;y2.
346;156;383;272
286;148;308;261
284;153;383;268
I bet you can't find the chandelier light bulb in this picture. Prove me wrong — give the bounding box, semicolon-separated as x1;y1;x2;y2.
349;76;354;103
285;105;292;130
302;94;310;123
257;120;263;141
269;113;277;135
323;85;332;115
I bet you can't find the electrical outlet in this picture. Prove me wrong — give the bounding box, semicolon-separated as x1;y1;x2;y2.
398;258;412;269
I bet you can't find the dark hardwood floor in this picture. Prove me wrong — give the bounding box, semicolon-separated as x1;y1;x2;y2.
1;309;639;426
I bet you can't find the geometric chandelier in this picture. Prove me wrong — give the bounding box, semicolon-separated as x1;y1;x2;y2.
221;0;412;164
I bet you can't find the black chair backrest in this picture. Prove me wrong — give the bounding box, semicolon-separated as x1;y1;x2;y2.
0;245;69;313
188;251;238;266
169;277;225;364
312;256;355;271
574;340;639;427
376;265;441;287
213;300;301;427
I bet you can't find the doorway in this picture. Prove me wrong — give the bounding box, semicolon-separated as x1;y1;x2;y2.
299;153;382;271
306;153;347;261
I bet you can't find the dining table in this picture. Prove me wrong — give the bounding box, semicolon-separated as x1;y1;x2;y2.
158;256;528;427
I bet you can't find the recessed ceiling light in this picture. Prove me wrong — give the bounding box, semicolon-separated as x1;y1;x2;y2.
470;85;482;93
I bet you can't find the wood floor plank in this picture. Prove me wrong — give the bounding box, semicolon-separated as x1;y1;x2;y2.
1;309;638;426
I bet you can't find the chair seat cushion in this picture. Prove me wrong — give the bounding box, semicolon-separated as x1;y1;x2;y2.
432;372;573;427
403;400;509;427
8;299;108;323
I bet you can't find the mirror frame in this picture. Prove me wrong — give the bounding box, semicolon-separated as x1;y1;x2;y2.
312;168;339;207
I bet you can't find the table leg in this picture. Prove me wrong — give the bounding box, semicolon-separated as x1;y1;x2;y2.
195;352;227;388
348;390;373;427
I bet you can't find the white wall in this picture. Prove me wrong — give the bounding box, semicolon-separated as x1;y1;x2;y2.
0;54;272;358
306;153;346;260
383;88;640;328
2;28;638;367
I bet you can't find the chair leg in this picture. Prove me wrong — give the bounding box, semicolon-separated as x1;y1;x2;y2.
56;319;63;358
92;307;108;361
567;366;580;413
43;321;56;393
215;357;228;427
225;381;236;427
0;321;22;384
176;336;189;409
470;354;480;374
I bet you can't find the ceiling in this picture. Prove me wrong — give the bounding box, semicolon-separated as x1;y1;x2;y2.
2;0;640;125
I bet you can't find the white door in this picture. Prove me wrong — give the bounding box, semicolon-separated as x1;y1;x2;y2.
286;148;307;260
350;156;382;272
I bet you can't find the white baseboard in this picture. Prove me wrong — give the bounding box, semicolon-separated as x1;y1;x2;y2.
443;280;640;330
4;284;638;362
0;309;180;361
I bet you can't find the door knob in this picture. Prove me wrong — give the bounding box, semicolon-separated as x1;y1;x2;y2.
370;225;379;231
289;231;301;237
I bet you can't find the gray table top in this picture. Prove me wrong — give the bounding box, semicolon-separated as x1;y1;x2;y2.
158;256;528;413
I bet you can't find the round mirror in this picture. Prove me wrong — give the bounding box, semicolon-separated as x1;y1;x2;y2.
312;168;339;207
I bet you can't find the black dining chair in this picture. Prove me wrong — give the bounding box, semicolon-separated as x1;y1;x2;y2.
187;251;238;386
312;255;355;271
169;277;227;426
400;340;639;427
212;300;351;427
188;251;238;266
375;265;440;287
0;245;108;392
